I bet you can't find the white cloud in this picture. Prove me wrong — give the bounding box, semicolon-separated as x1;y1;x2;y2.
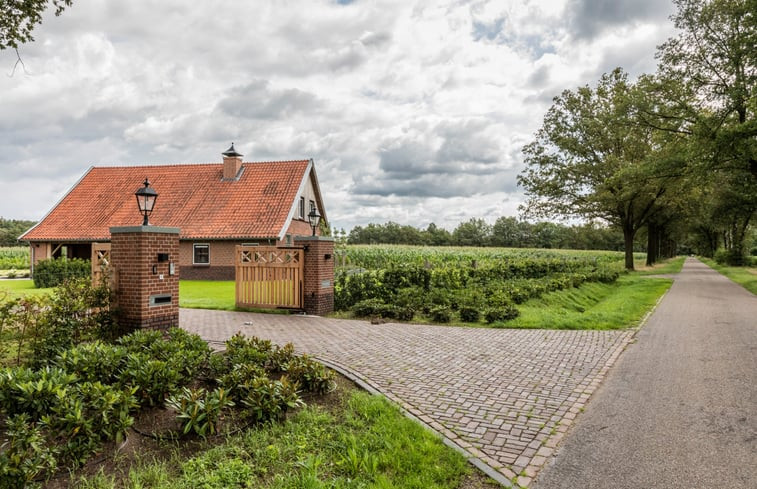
0;0;675;232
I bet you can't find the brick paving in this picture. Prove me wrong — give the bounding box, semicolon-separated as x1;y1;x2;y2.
181;309;634;487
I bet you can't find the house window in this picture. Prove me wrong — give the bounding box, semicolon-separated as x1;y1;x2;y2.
285;234;292;245
298;197;305;219
309;200;316;214
193;244;210;265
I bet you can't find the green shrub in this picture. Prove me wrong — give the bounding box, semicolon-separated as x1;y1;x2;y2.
218;363;267;401
0;413;57;488
119;353;183;407
240;376;303;423
0;366;77;419
429;305;452;323
32;258;90;288
166;387;235;437
351;298;386;317
458;307;480;322
714;248;748;266
224;333;273;368
27;278;113;367
54;341;128;384
485;305;520;324
284;355;335;394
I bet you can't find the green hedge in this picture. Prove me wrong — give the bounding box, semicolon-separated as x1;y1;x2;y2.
33;258;90;288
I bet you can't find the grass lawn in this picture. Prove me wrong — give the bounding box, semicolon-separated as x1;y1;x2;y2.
699;258;757;295
0;278;52;299
67;379;496;489
179;280;236;310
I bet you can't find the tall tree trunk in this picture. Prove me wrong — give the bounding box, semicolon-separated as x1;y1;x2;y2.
623;224;636;270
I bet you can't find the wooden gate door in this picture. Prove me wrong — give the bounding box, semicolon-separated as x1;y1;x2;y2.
91;242;114;287
235;246;304;309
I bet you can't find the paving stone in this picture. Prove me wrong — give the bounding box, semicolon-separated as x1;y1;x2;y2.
181;308;633;485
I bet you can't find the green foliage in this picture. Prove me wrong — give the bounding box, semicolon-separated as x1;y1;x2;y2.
0;247;29;269
0;413;57;488
54;341;128;384
429;305;452;323
484;305;520;324
27;278;113;366
32;258;90;288
337;245;624;325
239;376;303;423
0;366;77;418
714;248;749;266
284;355;336;395
0;0;73;50
119;353;183;407
166;387;235;437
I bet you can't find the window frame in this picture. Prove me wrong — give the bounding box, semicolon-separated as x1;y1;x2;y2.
193;243;210;265
298;197;305;219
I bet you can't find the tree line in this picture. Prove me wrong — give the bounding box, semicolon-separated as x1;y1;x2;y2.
0;218;36;247
344;218;626;251
519;0;757;269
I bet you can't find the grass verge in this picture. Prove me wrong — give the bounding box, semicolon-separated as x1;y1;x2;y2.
699;258;757;295
634;256;686;275
503;274;672;330
66;381;495;489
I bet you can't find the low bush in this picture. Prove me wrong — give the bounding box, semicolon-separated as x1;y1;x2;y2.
239;376;303;423
485;304;520;324
32;258;90;288
166;387;235;437
284;355;336;394
458;306;480;322
0;413;58;488
429;305;452;323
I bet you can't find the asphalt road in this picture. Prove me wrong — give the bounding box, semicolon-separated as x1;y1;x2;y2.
533;258;757;489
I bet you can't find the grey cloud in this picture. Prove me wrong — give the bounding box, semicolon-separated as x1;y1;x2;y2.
217;80;322;120
565;0;673;40
527;65;551;88
436;120;501;165
352;169;519;199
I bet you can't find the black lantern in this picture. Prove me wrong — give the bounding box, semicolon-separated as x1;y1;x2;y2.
307;207;321;236
135;178;158;226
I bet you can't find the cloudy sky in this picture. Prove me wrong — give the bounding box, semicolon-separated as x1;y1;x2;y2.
0;0;677;232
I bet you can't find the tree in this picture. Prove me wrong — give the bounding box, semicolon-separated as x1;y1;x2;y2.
0;0;73;50
452;218;492;247
655;0;757;180
518;68;681;269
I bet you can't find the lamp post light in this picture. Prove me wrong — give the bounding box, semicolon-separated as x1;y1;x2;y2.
135;178;158;226
307;207;321;236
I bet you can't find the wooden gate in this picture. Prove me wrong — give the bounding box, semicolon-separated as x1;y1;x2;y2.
91;242;114;287
235;246;304;309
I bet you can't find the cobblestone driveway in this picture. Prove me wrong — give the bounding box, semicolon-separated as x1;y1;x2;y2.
181;309;634;487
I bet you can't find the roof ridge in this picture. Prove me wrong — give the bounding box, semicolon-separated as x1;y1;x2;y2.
92;160;310;169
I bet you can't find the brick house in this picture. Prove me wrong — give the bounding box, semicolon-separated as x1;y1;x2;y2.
20;145;328;280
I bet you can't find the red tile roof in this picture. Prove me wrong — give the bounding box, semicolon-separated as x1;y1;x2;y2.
22;161;314;241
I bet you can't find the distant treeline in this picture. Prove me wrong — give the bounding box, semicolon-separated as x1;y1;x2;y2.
0;218;36;247
345;217;625;251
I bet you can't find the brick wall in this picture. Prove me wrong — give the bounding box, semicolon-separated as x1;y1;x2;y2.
294;236;334;315
110;226;180;331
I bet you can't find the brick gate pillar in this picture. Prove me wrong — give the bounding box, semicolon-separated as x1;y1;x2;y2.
294;236;334;315
110;226;180;331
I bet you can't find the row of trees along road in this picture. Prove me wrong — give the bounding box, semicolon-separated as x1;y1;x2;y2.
518;0;756;269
